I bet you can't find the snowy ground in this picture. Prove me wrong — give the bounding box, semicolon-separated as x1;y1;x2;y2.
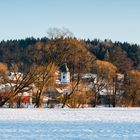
0;108;140;140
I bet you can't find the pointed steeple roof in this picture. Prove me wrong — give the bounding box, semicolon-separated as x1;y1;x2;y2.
60;63;69;72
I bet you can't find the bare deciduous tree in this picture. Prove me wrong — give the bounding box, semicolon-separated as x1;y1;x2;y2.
0;65;37;107
47;27;73;39
33;63;58;108
91;60;117;107
122;70;140;107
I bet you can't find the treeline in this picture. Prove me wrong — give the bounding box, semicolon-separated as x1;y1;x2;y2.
0;37;140;72
0;33;140;108
86;39;140;71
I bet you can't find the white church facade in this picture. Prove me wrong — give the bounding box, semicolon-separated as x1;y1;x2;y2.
59;63;70;84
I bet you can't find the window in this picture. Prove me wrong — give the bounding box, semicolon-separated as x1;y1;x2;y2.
63;75;65;79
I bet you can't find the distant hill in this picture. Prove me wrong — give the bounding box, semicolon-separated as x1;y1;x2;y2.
0;37;140;72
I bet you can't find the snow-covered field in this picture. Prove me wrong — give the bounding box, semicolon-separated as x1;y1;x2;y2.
0;108;140;140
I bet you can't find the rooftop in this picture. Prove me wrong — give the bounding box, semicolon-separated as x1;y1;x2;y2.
59;63;69;72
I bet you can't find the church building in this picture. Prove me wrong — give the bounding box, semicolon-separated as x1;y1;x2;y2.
59;63;70;84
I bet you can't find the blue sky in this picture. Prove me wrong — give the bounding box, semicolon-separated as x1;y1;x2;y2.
0;0;140;44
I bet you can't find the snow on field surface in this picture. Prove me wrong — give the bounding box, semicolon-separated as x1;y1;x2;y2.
0;108;140;122
0;108;140;140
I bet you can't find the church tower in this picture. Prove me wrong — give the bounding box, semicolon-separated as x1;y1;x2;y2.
60;63;70;84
